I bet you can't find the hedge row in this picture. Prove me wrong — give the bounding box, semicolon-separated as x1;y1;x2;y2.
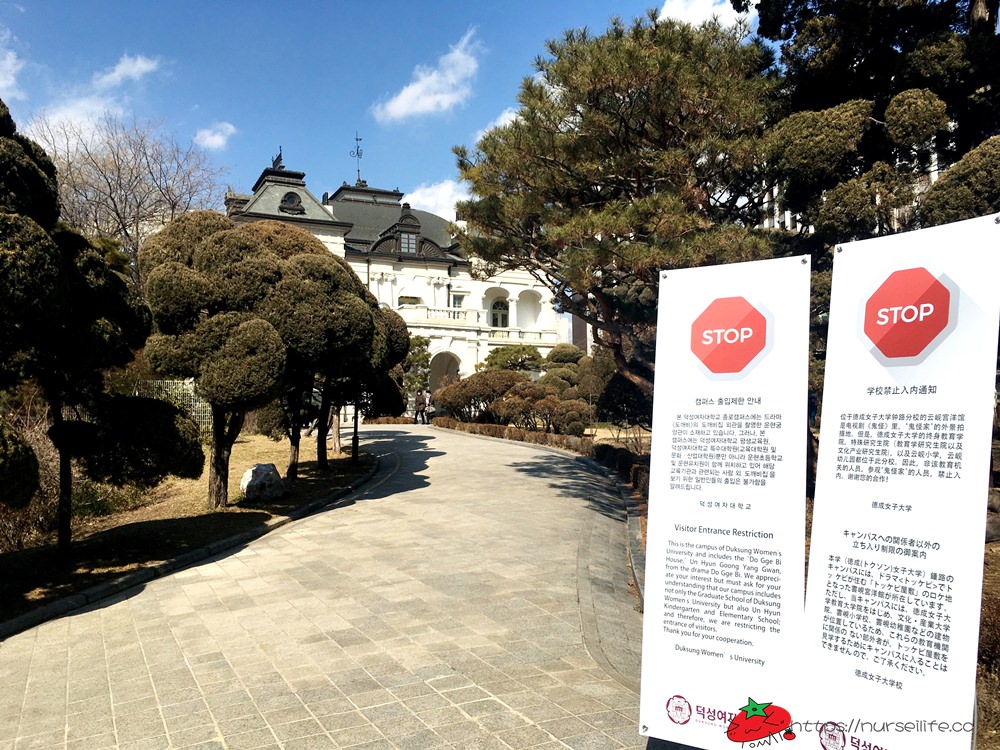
432;416;650;500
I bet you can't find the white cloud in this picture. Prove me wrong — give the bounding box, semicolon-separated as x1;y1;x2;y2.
404;179;469;222
28;53;160;136
475;107;518;143
32;95;121;136
93;54;159;90
0;48;24;101
194;121;237;150
372;29;480;123
658;0;752;27
0;27;25;101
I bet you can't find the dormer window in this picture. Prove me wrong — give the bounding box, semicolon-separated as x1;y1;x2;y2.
279;191;305;215
400;233;418;254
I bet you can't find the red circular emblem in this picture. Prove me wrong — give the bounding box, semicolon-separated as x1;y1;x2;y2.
863;267;951;359
691;297;767;374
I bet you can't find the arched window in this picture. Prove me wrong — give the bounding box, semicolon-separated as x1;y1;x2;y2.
491;300;509;328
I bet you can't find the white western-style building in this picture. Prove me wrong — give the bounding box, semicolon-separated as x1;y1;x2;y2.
226;157;580;391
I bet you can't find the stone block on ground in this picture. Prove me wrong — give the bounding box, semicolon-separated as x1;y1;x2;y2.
240;463;284;501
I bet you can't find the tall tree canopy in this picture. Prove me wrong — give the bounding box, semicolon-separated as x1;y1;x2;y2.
459;6;1000;421
746;0;999;155
0;98;202;552
744;0;1000;243
140;214;399;502
142;214;347;506
258;249;380;478
477;345;544;372
456;14;778;396
402;335;432;396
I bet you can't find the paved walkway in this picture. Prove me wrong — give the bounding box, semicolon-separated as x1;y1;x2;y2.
0;425;660;750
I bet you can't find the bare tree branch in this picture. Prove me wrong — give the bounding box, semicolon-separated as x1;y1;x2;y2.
29;111;224;283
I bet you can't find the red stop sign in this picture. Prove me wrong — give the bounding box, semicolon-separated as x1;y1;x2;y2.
691;297;767;373
863;267;951;359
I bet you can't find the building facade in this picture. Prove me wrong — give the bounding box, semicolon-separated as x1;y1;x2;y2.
225;157;573;390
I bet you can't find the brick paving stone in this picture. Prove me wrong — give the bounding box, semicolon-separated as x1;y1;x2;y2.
0;426;651;750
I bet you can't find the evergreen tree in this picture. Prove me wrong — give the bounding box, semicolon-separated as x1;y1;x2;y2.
744;0;1000;244
0;99;202;551
477;345;544;372
456;14;778;397
403;335;432;395
141;215;321;507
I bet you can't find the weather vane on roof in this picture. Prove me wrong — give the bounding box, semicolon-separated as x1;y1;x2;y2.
350;132;363;185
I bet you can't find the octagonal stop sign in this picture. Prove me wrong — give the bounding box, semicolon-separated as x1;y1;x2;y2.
691;297;767;374
863;267;951;359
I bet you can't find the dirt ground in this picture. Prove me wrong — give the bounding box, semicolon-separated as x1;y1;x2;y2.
0;434;371;624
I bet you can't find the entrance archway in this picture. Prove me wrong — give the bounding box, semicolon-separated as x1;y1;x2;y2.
429;352;461;392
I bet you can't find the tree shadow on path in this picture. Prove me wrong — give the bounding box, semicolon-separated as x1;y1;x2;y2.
507;453;626;522
351;430;445;502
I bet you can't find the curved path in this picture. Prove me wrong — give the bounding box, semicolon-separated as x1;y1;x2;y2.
0;425;654;750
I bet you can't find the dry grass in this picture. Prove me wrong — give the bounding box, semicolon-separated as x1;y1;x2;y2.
982;544;1000;749
0;434;372;625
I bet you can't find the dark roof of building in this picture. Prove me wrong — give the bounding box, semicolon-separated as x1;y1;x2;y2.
229;162;466;264
226;164;350;232
324;181;463;258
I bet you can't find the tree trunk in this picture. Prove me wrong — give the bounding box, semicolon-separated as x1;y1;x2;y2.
208;406;244;508
330;411;342;454
316;387;332;471
286;390;300;481
51;405;74;557
806;425;818;500
285;374;313;479
352;402;360;464
286;429;300;480
970;0;999;31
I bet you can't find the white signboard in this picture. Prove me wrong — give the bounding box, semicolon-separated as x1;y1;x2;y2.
800;215;1000;750
640;256;811;748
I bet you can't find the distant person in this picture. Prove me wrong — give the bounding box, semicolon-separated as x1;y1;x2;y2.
414;389;427;424
425;389;435;422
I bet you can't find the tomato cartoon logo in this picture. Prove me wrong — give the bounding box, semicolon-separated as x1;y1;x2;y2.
691;297;769;375
863;267;955;364
726;697;794;743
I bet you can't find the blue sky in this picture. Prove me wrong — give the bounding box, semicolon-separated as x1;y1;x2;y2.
0;0;750;220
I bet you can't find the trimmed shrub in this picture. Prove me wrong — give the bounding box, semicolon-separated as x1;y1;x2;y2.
552;398;595;436
504;426;527;442
72;480;146;517
0;417;39;509
433;370;528;423
598;372;653;431
537;373;572;394
545;343;585;365
594;443;641;479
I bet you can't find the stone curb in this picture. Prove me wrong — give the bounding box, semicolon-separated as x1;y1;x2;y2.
430;426;646;610
0;456;381;642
